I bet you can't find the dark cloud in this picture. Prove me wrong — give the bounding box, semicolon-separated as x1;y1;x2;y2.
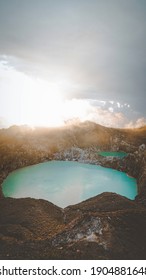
0;0;146;119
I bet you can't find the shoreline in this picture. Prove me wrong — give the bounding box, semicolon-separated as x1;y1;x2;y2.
1;150;144;204
2;159;137;206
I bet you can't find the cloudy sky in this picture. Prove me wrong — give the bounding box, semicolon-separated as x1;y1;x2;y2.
0;0;146;128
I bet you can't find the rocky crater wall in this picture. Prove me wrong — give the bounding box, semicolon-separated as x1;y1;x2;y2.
1;145;146;204
0;124;146;259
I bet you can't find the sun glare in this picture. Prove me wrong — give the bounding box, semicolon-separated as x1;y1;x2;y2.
2;61;125;128
0;60;92;127
20;78;65;127
19;75;91;127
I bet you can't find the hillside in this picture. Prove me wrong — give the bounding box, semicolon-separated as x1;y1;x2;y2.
0;121;146;259
1;193;146;260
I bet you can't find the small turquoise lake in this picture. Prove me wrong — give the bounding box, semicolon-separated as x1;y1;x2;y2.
2;161;137;208
98;151;127;158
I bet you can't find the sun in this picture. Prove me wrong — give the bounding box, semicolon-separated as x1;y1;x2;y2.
0;61;92;127
19;75;91;127
20;77;65;127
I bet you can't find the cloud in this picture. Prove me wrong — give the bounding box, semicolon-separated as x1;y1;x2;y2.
0;0;146;116
0;57;145;129
62;99;127;128
62;99;146;129
125;118;146;128
0;117;9;128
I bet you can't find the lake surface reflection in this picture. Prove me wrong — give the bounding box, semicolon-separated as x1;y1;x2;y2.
2;161;137;207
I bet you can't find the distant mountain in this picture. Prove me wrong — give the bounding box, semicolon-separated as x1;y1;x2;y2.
1;121;146;152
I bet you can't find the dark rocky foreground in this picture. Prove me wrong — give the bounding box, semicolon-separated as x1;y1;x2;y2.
0;192;146;260
0;122;146;259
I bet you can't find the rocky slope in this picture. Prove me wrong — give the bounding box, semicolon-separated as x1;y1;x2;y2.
0;122;146;259
0;193;146;259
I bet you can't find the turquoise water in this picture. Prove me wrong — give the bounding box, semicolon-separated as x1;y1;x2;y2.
2;161;137;208
98;151;127;158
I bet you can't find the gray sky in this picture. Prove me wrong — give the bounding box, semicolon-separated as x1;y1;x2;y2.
0;0;146;128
